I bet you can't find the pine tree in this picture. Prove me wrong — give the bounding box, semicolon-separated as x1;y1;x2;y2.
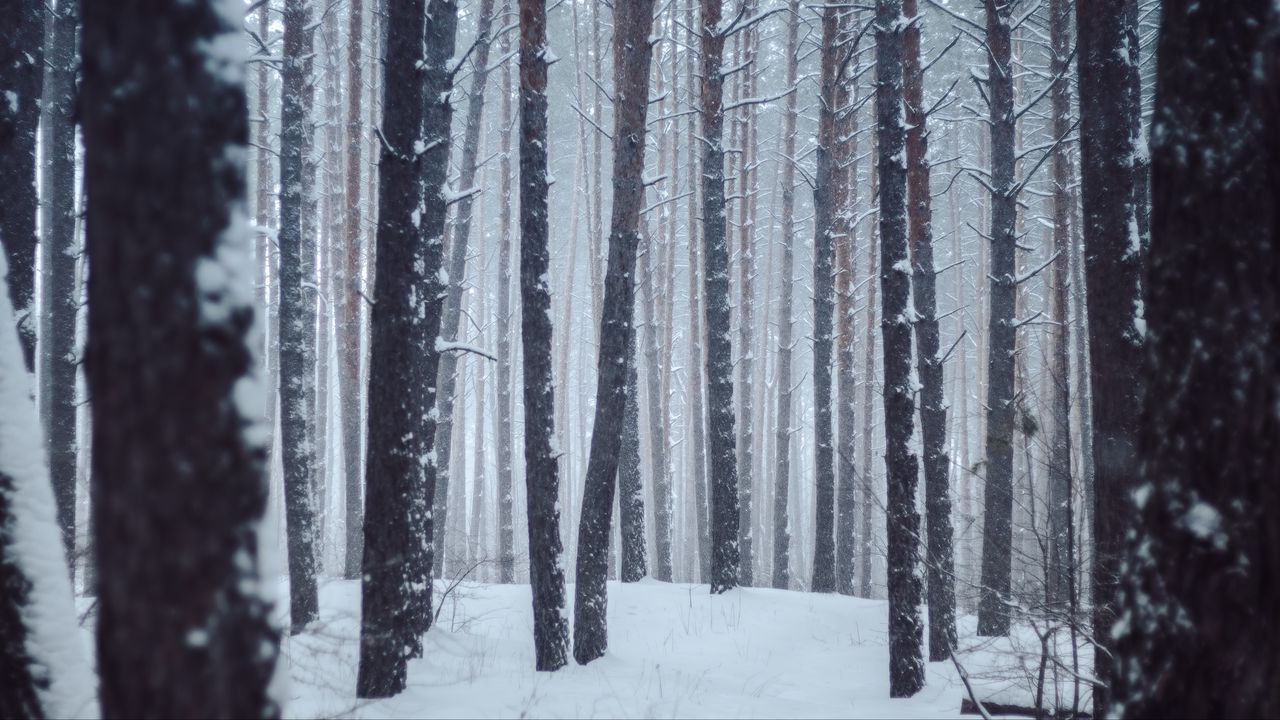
81;1;280;713
518;0;570;671
0;0;42;371
1112;3;1279;717
618;328;647;582
357;0;429;697
340;0;366;580
876;0;925;697
495;0;517;584
573;0;659;663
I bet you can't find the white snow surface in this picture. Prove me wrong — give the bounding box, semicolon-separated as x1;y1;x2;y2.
0;252;98;719
279;578;1083;719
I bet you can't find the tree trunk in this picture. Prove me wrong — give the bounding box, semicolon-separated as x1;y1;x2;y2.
771;0;800;592
639;228;674;581
1077;0;1144;710
1114;4;1278;716
977;0;1018;638
0;0;42;371
278;0;321;635
876;0;925;697
432;0;497;577
40;0;79;566
619;326;647;582
518;0;570;671
699;0;741;595
340;0;366;580
860;160;879;600
81;1;280;712
734;0;758;588
356;0;429;696
903;0;955;662
495;0;517;584
573;0;658;662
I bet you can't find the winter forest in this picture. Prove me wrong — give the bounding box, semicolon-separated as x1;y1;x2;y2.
0;0;1276;717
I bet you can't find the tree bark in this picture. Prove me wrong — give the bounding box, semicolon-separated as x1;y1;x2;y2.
495;0;517;584
573;0;658;662
876;0;925;697
619;327;647;582
356;0;429;696
519;0;570;671
860;160;879;600
1076;0;1144;710
699;0;741;595
278;0;321;634
81;1;280;712
904;0;956;662
977;0;1018;638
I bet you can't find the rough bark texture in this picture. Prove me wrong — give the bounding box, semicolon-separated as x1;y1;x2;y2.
0;0;42;371
340;0;366;581
81;1;281;714
619;328;647;582
1077;0;1145;710
876;0;925;697
41;0;79;564
977;0;1018;638
573;0;657;664
433;0;497;577
278;0;321;635
903;0;955;662
771;0;800;592
699;0;741;595
519;0;570;671
1113;3;1279;717
810;2;840;595
356;0;429;697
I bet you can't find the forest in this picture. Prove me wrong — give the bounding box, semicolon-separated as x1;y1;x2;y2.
0;0;1276;717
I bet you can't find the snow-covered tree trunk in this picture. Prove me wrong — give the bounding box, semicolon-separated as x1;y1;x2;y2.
771;0;800;592
574;0;658;661
733;0;758;588
1113;3;1278;716
356;0;429;697
876;0;925;697
810;0;841;595
278;0;321;635
977;0;1018;638
860;161;879;600
432;0;497;577
340;0;366;580
699;0;741;595
81;1;279;713
1077;0;1144;709
0;0;42;371
39;0;79;565
518;0;570;671
495;0;517;584
903;0;955;662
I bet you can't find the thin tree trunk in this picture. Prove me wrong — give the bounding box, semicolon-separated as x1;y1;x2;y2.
573;0;658;662
340;0;366;580
876;0;925;697
860;157;879;600
495;0;517;584
685;0;710;585
734;0;758;587
81;2;280;712
518;0;570;671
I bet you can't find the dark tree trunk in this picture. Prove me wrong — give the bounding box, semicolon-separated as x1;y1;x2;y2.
519;0;570;671
876;0;925;697
81;1;280;714
341;0;366;580
903;0;955;662
1114;4;1279;717
619;327;647;582
573;0;658;662
977;0;1018;638
810;1;840;596
432;0;497;576
771;0;800;592
1077;0;1145;711
1045;0;1075;611
356;0;429;697
495;0;517;584
699;0;741;596
859;162;878;600
0;0;42;371
278;0;320;635
41;0;79;565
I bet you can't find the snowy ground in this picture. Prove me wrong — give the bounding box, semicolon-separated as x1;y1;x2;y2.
280;578;1092;719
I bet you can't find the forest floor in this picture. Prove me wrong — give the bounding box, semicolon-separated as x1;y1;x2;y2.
278;577;1092;719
